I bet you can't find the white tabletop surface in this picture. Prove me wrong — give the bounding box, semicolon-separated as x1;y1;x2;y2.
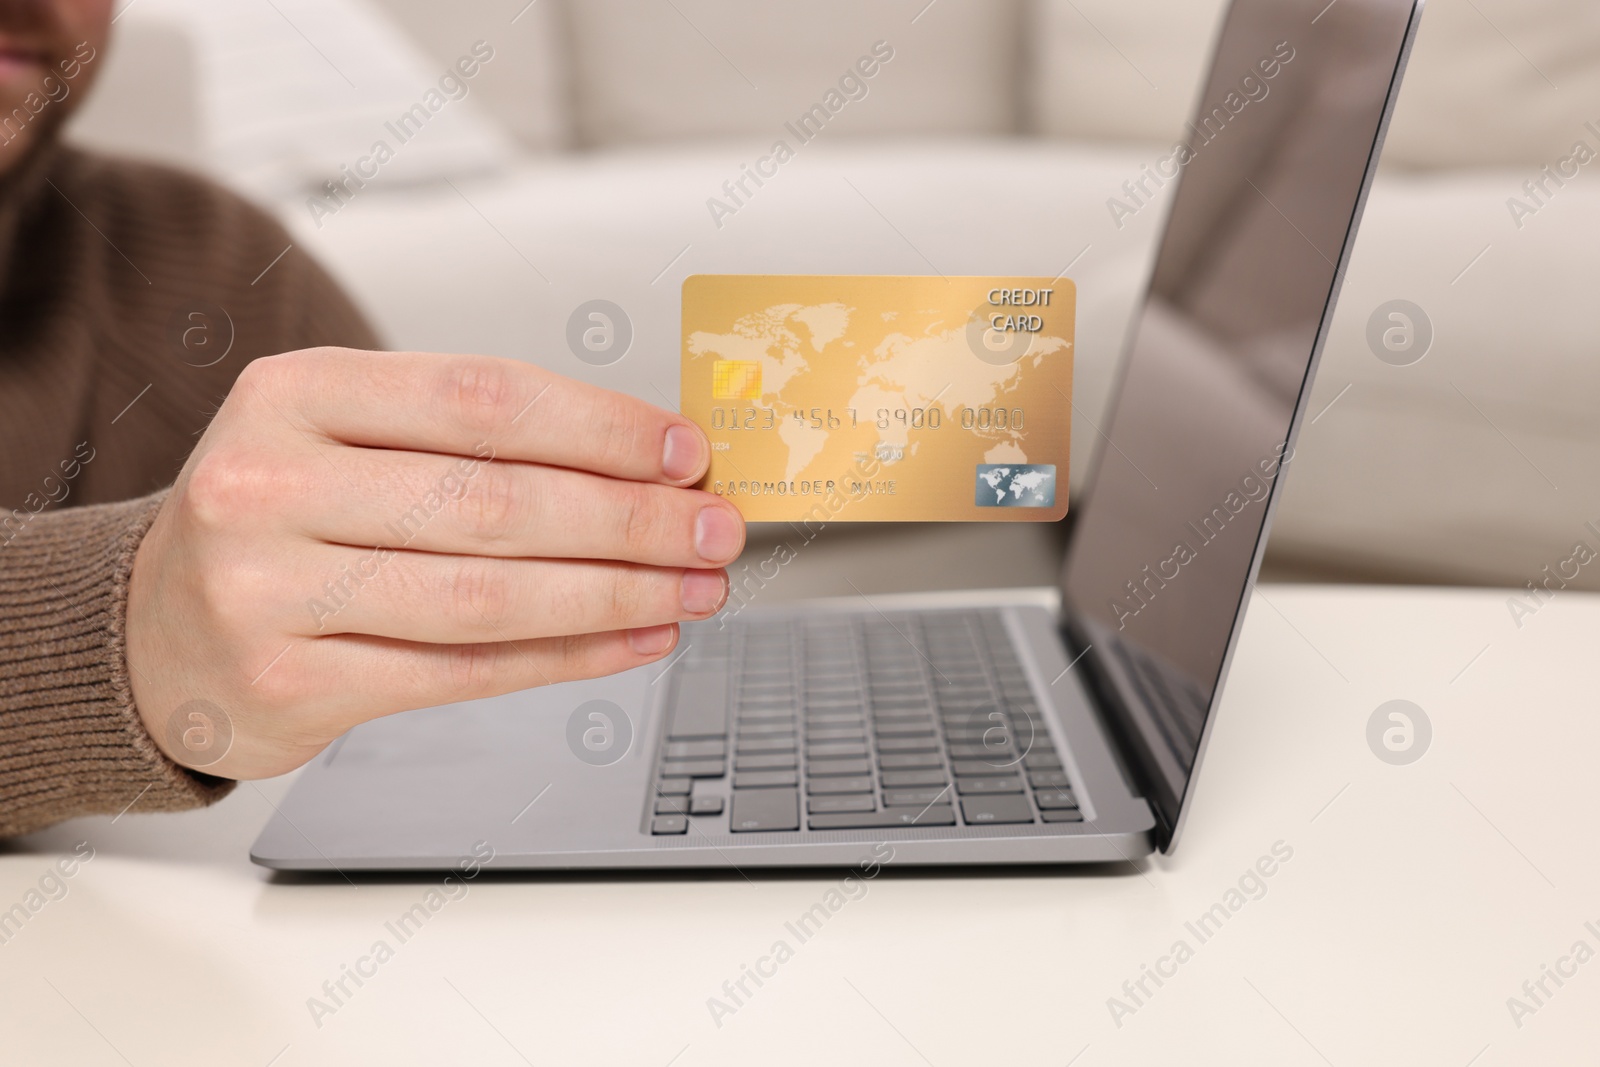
3;583;1596;1066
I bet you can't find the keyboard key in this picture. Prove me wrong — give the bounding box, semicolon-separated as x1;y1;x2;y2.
939;706;997;719
666;740;726;759
655;796;690;814
737;739;797;755
878;754;943;771
1041;809;1084;823
944;730;1004;745
874;724;938;738
936;690;992;704
1034;790;1079;810
955;776;1023;795
806;725;865;738
690;795;725;816
806;713;864;726
873;710;935;723
946;719;1011;735
1024;753;1063;770
808;806;956;830
947;746;1012;761
734;770;798;789
739;703;796;723
807;742;868;759
1027;770;1071;788
875;737;939;753
880;770;948;788
651;815;688;834
739;704;795;717
730;788;799;832
884;788;950;807
807;758;871;777
737;717;795;730
736;734;796;748
951;760;1015;777
735;753;797;770
960;795;1035;825
736;735;793;751
667;671;728;740
943;721;1006;739
809;795;876;814
661;759;726;778
808;776;874;795
740;723;796;737
656;777;692;796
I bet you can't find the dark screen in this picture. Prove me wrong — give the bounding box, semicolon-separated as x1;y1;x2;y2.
1060;0;1420;839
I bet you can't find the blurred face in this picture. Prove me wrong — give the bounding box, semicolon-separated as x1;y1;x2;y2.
0;0;113;175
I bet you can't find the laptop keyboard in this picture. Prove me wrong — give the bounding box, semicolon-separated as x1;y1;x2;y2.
1106;637;1209;777
646;609;1084;835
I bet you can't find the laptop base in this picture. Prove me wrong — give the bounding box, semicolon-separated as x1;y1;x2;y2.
251;593;1156;873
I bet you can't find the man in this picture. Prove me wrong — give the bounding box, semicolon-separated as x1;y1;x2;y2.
0;0;741;835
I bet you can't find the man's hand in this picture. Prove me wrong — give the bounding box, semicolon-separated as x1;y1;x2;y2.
126;348;743;779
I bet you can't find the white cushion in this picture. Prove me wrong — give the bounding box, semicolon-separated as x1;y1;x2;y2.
1382;0;1600;169
1028;0;1230;145
1273;165;1600;588
364;0;570;152
560;0;1025;147
129;0;517;199
1029;0;1600;171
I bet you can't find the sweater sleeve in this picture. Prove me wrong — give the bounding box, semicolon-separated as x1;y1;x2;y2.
0;490;232;836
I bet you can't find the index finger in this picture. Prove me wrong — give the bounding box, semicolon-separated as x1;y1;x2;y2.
249;348;710;486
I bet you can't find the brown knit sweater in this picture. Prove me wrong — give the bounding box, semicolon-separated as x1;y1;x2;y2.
0;142;379;836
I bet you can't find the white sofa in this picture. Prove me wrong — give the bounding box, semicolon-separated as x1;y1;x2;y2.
67;0;1600;594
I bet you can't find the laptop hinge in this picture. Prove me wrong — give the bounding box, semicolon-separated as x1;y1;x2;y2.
1058;616;1176;849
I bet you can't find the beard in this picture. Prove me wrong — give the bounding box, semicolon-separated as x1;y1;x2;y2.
0;0;96;177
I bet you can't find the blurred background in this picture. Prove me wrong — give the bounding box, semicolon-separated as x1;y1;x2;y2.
67;0;1600;599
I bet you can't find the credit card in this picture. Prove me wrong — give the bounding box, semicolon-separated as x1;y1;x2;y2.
681;274;1073;522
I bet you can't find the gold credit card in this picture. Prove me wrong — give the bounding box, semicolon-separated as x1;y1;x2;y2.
681;274;1073;522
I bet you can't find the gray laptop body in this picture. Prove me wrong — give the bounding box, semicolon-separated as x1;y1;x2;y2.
253;0;1425;872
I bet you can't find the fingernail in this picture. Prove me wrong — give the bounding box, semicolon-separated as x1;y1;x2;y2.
628;624;677;656
662;424;705;482
680;569;727;615
694;506;742;562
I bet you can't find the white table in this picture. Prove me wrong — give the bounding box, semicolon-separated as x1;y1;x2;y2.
3;584;1595;1066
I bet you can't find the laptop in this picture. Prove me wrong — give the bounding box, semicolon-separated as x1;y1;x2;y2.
252;0;1425;872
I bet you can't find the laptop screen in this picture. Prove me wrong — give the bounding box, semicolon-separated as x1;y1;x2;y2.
1059;0;1422;847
